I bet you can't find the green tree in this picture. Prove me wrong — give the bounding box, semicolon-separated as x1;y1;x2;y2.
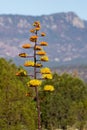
0;58;37;130
40;72;87;130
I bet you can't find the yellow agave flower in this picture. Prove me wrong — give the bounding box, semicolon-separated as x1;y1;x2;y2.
27;79;42;87
33;21;41;28
40;41;48;46
41;32;46;37
30;29;35;33
34;27;40;31
24;60;34;67
40;67;51;74
22;43;31;49
44;85;54;91
34;46;42;50
16;69;27;76
35;63;42;68
40;56;49;62
42;74;53;79
36;50;46;56
30;35;38;42
19;53;28;58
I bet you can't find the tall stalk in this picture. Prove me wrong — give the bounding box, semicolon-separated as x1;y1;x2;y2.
17;21;54;130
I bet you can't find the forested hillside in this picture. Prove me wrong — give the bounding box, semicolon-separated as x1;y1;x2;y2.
0;58;87;130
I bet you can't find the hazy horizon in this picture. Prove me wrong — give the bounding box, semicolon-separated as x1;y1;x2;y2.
0;0;87;20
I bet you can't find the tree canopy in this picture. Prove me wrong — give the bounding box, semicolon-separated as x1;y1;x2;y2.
0;58;37;130
0;58;87;130
40;73;87;130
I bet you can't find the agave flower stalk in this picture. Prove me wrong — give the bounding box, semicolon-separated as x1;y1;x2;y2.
34;28;42;130
17;21;54;130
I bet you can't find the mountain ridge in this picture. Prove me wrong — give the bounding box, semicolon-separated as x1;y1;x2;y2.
0;12;87;66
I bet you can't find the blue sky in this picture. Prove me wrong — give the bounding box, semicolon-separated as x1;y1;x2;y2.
0;0;87;20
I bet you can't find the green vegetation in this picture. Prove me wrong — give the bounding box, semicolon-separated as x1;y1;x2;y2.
0;58;37;130
40;73;87;130
0;58;87;130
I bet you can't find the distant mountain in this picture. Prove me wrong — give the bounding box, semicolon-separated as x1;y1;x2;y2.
0;12;87;66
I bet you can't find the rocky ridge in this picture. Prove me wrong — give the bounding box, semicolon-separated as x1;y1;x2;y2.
0;12;87;66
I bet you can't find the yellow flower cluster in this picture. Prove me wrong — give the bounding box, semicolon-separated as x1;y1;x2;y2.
40;56;49;61
19;53;28;58
24;61;34;67
30;35;38;42
30;29;35;33
40;67;51;74
22;43;31;49
35;63;42;68
16;69;27;76
30;28;40;33
40;41;48;46
34;27;40;31
44;85;54;91
42;74;52;79
27;79;42;87
41;32;46;37
34;46;42;50
33;21;41;28
32;21;41;31
24;61;42;68
36;50;46;56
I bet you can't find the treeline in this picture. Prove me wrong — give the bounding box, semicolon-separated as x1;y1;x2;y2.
0;58;87;130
